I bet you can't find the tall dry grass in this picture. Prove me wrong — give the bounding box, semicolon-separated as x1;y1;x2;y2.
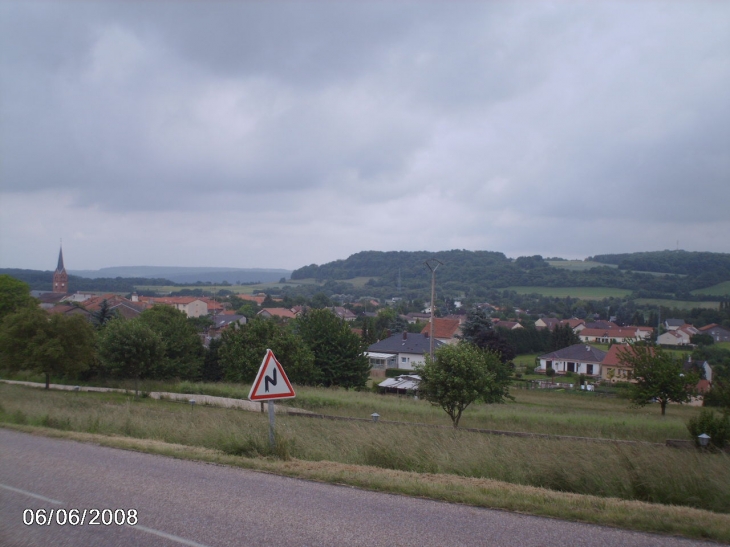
1;384;727;513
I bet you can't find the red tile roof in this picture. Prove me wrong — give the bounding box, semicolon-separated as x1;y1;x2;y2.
257;308;297;319
602;344;654;367
421;318;461;339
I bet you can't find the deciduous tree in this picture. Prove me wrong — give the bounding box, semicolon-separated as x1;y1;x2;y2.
619;344;698;416
296;309;369;389
0;275;36;320
415;342;511;428
98;318;165;395
0;307;96;388
219;318;315;385
460;308;516;363
138;305;204;380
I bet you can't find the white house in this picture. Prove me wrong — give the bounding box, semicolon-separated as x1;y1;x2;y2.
537;344;608;377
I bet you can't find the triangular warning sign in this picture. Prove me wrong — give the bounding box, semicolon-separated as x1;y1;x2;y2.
248;349;296;401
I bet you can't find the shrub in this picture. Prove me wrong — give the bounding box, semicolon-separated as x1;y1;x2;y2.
687;409;730;448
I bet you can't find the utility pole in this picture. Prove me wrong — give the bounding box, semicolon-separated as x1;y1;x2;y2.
424;259;443;360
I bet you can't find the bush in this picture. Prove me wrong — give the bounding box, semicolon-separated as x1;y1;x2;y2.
687;409;730;448
385;368;416;378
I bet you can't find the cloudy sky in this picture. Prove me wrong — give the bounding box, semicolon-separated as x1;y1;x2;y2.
1;1;728;271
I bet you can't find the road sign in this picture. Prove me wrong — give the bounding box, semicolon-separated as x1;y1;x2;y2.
248;349;296;401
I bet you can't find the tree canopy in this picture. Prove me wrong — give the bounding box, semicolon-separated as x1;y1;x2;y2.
0;307;96;388
460;308;516;363
0;275;36;320
295;309;369;389
98;318;166;394
218;318;316;385
618;344;698;415
415;341;511;428
138;305;204;380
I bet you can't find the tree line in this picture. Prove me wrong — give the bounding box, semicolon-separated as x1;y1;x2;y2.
0;276;369;391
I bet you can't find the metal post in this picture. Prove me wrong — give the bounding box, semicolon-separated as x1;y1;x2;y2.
268;400;275;449
424;260;443;360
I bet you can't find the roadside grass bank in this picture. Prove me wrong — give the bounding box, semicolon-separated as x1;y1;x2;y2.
0;376;700;443
0;384;726;517
2;424;728;544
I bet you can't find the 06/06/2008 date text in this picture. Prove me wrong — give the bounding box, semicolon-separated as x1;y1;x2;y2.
23;508;138;526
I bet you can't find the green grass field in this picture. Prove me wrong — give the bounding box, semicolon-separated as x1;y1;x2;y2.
133;282;287;295
692;281;730;297
634;298;720;310
548;261;618;271
506;286;632;299
2;382;728;541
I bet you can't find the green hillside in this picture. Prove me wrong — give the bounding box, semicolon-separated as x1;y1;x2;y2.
289;250;729;302
692;281;730;297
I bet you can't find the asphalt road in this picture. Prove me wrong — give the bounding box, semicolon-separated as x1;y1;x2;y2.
0;429;714;547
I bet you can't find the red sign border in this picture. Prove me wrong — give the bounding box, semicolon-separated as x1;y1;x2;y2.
248;349;296;401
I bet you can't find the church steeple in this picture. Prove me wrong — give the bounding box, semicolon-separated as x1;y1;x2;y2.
53;245;68;294
56;247;65;273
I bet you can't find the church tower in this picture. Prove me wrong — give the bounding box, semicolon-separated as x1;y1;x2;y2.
53;246;68;294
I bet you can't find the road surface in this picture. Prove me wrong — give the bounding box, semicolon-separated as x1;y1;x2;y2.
0;429;713;547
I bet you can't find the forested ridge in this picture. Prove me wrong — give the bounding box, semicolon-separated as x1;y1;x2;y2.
291;250;730;297
589;251;730;287
0;269;174;293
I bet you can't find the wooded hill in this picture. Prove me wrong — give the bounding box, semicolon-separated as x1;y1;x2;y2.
290;250;730;301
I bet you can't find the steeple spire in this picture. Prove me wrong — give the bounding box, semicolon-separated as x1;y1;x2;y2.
56;245;66;274
53;243;68;293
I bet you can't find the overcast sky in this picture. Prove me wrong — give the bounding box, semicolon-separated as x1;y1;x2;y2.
1;1;728;271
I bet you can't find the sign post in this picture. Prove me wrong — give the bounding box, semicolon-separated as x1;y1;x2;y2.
248;349;296;450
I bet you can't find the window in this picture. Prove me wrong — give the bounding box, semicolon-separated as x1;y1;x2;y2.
567;362;575;372
587;364;594;375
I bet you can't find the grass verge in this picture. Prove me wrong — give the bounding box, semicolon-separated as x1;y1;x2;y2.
2;423;728;543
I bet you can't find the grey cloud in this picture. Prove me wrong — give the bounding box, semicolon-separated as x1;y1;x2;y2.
1;1;728;269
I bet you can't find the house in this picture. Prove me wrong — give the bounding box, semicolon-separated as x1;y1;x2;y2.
331;306;357;322
493;320;523;330
578;327;652;344
583;320;619;330
535;317;560;330
256;308;298;321
562;318;586;332
664;319;686;331
443;314;467;324
535;317;586;331
404;312;431;324
683;356;713;382
235;294;266;305
47;304;92;320
699;323;730;343
207;314;247;341
601;344;638;382
366;332;443;371
138;296;208;318
200;298;226;314
33;291;67;309
537;344;607;376
420;318;461;344
83;294;150;319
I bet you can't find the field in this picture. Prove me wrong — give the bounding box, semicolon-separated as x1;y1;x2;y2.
692;281;730;297
134;276;379;295
133;283;283;295
634;298;720;310
506;286;632;299
2;381;728;541
547;261;617;271
279;277;378;288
